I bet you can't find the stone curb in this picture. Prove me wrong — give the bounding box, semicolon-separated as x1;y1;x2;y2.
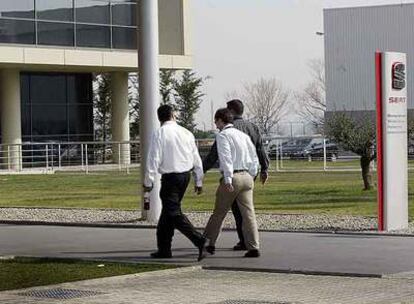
202;266;382;278
2;219;414;237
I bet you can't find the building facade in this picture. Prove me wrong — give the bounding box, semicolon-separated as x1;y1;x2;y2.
324;3;414;116
0;0;192;169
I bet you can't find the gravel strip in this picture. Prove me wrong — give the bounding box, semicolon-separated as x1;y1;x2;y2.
3;207;412;234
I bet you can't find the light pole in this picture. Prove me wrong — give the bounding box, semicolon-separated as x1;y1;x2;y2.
138;0;161;222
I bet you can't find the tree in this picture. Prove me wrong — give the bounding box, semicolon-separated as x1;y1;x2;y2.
93;73;112;142
173;70;205;132
128;73;140;139
295;59;326;132
243;77;289;136
326;113;376;190
160;70;176;105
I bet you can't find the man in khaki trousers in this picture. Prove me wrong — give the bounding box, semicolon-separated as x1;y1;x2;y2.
204;108;261;257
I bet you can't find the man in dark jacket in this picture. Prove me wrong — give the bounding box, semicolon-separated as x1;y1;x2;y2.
203;99;269;251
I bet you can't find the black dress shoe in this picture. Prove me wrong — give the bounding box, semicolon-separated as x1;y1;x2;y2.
233;243;247;251
206;245;215;255
150;251;172;258
197;238;207;261
244;249;260;258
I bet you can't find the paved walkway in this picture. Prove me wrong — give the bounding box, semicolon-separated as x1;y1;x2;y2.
2;267;414;304
2;224;414;277
3;224;414;303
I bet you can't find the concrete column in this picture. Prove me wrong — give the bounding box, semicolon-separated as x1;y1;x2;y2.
111;71;131;165
0;69;22;171
138;0;161;222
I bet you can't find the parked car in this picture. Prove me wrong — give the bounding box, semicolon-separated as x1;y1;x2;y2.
267;138;313;159
301;142;340;160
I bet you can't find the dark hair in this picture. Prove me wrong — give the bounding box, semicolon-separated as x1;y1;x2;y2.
214;108;234;124
226;99;244;116
157;104;174;123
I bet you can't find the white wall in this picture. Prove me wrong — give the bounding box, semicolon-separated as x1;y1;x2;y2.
325;4;414;112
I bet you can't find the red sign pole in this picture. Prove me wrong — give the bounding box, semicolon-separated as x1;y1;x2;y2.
375;51;384;231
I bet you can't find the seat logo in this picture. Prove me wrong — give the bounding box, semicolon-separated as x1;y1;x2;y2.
392;62;406;90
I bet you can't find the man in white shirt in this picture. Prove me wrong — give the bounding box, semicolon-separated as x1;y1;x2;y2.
144;105;207;261
204;108;261;257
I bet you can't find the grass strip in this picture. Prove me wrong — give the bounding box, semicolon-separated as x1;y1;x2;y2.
0;257;176;291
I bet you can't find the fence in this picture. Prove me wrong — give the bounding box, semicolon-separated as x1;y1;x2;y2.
0;141;140;174
1;137;413;174
266;136;363;172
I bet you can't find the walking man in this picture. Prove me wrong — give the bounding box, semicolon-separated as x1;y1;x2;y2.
204;108;261;257
203;99;269;251
143;105;207;261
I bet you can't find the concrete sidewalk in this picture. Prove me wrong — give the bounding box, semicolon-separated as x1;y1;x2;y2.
2;224;414;277
3;224;414;303
2;266;414;304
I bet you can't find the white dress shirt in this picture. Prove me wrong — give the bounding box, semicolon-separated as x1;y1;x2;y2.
216;124;259;184
144;121;204;188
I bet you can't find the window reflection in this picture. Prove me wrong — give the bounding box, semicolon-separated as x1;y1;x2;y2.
0;0;35;19
76;24;110;48
38;22;74;46
0;19;35;44
76;0;110;25
0;0;137;49
112;2;136;26
37;0;73;22
112;26;136;49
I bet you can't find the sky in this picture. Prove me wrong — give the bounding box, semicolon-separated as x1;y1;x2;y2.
192;0;414;131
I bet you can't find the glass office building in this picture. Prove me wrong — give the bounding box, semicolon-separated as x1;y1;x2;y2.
0;0;137;49
0;0;192;169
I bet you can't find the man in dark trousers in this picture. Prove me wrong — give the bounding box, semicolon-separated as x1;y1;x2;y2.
203;99;269;251
143;104;207;261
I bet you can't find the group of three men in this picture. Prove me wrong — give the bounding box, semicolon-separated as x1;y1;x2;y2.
143;99;269;261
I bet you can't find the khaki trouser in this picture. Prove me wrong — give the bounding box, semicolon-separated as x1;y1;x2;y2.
204;172;260;250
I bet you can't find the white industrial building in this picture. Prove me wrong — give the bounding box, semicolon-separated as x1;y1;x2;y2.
324;3;414;116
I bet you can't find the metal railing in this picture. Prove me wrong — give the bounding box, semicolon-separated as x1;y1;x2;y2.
0;141;140;174
1;137;413;174
265;136;363;172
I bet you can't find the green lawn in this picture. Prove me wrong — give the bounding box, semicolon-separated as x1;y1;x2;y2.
1;170;414;218
0;257;176;291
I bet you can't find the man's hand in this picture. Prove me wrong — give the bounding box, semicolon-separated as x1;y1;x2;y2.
195;186;203;195
260;171;268;185
223;183;234;193
143;185;153;193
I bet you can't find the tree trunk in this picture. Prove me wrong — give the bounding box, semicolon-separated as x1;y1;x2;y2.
360;156;373;190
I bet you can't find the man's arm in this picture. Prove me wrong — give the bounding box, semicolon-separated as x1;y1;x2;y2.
191;135;204;192
216;133;233;185
254;125;270;173
143;132;162;189
247;137;259;178
202;140;219;173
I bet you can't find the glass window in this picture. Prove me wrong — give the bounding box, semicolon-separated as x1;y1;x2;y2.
30;74;66;104
37;0;74;22
75;0;110;25
112;2;136;26
37;21;74;46
21;74;31;136
0;19;35;44
0;0;35;19
76;24;110;48
32;105;67;136
67;74;92;104
68;105;93;135
112;26;136;49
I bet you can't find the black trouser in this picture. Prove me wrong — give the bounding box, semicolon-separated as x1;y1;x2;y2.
157;171;204;254
231;201;245;246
